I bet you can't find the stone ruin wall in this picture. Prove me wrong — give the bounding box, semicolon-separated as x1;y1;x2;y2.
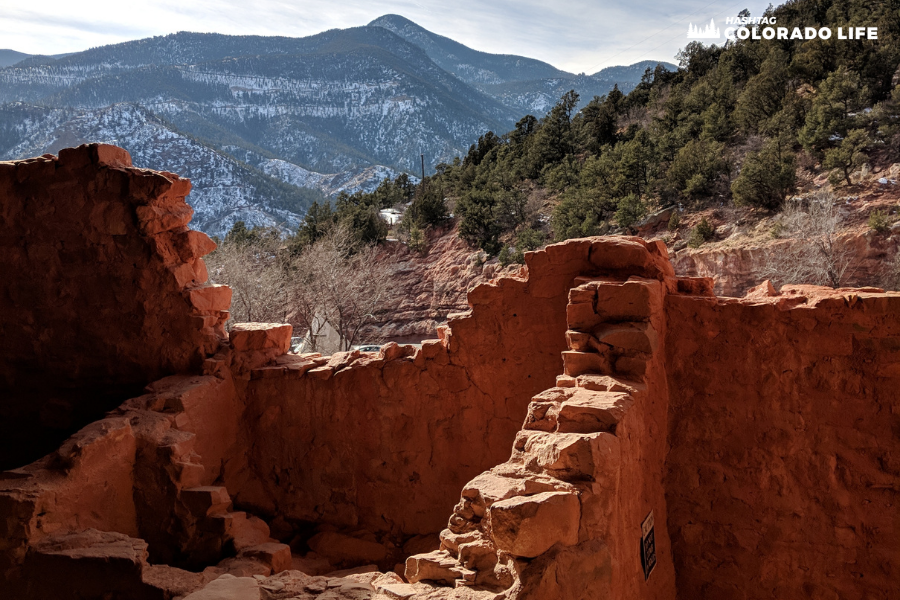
0;146;898;599
664;285;900;600
0;145;230;470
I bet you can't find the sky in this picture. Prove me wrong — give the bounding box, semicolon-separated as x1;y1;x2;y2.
0;0;775;73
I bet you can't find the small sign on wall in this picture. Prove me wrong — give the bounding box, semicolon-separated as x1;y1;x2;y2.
641;510;657;581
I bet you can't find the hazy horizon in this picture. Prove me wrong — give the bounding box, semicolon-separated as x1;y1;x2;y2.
0;0;773;73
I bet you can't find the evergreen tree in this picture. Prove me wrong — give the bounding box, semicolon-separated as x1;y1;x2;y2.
731;137;796;209
823;129;870;186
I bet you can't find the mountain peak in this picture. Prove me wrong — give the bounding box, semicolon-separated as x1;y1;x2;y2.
368;14;568;85
368;14;418;28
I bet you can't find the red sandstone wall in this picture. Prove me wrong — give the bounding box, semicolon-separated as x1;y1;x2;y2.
221;239;675;536
400;242;681;599
0;145;228;469
5;145;899;599
664;287;900;599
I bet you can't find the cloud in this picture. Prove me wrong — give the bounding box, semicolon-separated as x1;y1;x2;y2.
0;0;774;71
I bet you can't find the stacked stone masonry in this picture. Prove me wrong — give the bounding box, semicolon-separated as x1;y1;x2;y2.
0;147;897;599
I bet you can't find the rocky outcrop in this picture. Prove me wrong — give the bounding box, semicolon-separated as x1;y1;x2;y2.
671;187;900;297
672;232;900;297
1;147;899;599
362;226;510;344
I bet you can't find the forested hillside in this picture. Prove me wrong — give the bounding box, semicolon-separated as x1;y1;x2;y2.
358;0;900;260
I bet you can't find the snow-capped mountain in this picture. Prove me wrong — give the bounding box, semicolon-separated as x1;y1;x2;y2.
0;102;322;236
0;18;674;237
261;160;415;198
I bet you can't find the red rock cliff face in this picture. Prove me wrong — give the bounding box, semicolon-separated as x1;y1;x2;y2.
0;145;228;469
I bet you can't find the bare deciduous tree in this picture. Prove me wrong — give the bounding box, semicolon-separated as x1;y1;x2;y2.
204;237;292;324
763;191;855;288
207;225;396;354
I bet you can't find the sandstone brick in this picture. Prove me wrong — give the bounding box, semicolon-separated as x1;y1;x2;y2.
136;203;194;235
556;390;633;434
614;355;647;377
676;276;716;296
182;574;260;600
227;512;271;551
588;237;651;271
524;432;618;481
488;491;581;558
188;284;233;312
594;279;658;321
566;301;601;330
239;542;292;573
575;374;643;394
141;564;205;598
176;230;217;262
746;279;778;298
405;550;471;584
562;350;611;377
566;330;593;352
229;322;292;353
594;323;656;354
379;582;417;599
22;530;155;599
523;400;558;432
93;144;133;168
568;286;597;304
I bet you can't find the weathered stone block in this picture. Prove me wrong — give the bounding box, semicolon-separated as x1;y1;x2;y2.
239;542;292;573
562;351;611;377
229;322;292;353
188;284;233;312
488;491;581;557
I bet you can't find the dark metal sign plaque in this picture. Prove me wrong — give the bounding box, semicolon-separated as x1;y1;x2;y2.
641;510;657;581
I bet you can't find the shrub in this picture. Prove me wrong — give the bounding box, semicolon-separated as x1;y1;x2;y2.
824;129;870;187
666;139;729;199
687;217;715;248
404;187;449;229
498;228;545;266
407;224;427;253
456;189;503;254
551;193;604;241
762;192;852;288
667;211;681;231
869;209;890;234
769;221;787;238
